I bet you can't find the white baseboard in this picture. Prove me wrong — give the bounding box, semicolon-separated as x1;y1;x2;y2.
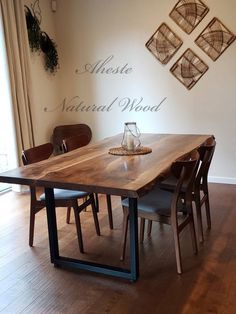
209;176;236;185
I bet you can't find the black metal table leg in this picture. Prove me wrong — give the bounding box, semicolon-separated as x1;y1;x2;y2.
45;190;139;281
106;194;113;229
129;197;139;281
95;193;99;212
45;188;59;263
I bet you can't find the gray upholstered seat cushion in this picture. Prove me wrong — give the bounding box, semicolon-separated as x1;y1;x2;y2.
40;188;89;200
122;187;175;217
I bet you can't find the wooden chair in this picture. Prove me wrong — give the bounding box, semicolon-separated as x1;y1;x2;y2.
22;142;100;253
62;134;91;152
120;150;199;274
52;123;109;222
158;136;216;242
62;135;114;229
52;124;92;154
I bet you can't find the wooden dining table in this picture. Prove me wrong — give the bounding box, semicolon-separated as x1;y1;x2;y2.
0;133;212;281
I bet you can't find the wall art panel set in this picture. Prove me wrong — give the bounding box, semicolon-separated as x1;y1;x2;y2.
146;0;235;90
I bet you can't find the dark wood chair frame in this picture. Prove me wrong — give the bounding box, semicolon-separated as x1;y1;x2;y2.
120;150;199;274
52;124;92;154
62;136;114;230
156;137;216;242
193;137;216;242
22;143;100;253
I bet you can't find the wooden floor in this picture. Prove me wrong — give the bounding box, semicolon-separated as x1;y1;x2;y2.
0;183;236;313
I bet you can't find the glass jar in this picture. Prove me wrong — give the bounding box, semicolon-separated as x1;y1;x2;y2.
121;122;141;151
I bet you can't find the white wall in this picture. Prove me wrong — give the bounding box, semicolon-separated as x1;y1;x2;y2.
28;0;236;183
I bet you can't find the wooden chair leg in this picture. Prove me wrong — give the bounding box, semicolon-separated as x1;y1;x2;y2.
195;193;204;243
172;228;183;274
200;182;211;229
140;218;145;243
147;220;152;237
83;196;88;212
189;215;198;254
29;207;35;247
120;207;129;261
203;184;211;229
73;206;84;253
91;195;100;236
106;194;113;229
205;195;211;229
66;207;71;224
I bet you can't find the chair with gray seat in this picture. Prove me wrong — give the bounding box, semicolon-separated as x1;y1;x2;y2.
120;150;199;274
158;136;216;242
22;142;100;253
62;135;114;230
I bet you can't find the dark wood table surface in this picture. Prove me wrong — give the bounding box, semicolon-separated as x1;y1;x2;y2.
0;133;212;195
0;133;212;281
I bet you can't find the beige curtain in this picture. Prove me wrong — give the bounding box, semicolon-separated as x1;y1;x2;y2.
0;0;35;164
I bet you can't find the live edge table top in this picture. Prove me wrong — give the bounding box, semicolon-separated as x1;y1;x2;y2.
0;134;212;198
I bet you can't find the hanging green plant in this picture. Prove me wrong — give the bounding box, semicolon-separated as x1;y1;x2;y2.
40;32;59;73
24;0;59;75
25;5;41;52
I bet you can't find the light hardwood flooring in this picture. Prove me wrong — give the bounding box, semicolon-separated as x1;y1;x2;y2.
0;183;236;313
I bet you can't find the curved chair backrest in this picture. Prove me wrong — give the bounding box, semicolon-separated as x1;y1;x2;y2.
171;150;199;212
22;143;54;165
195;137;216;186
52;124;92;154
172;150;199;181
171;150;199;194
62;134;91;153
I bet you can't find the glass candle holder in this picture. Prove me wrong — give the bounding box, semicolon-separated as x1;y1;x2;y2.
121;122;141;151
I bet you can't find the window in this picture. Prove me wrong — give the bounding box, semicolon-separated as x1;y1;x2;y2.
0;8;17;192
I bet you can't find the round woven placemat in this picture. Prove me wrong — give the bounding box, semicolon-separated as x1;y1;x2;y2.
109;146;152;156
